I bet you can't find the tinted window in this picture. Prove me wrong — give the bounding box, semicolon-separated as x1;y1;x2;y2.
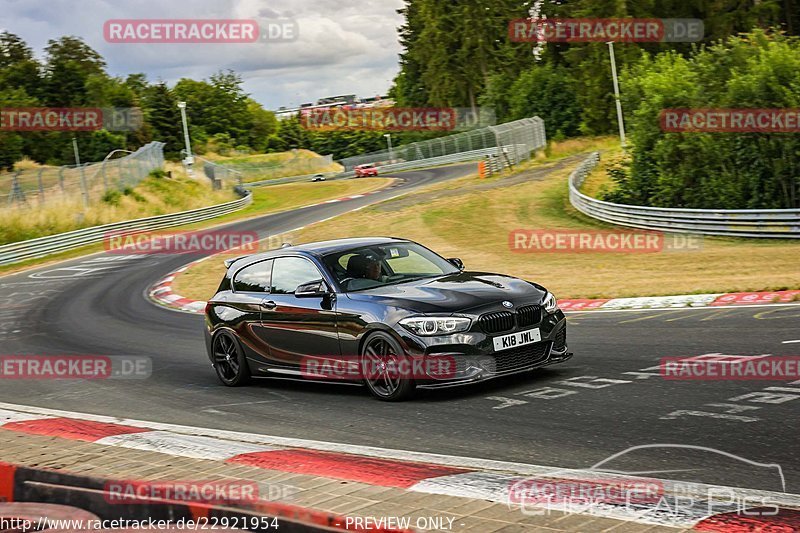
323;242;459;292
271;257;324;295
232;260;273;292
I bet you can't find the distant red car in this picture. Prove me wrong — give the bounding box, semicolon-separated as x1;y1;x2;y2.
354;163;379;177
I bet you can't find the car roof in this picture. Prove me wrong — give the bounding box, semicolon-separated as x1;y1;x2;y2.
230;237;410;270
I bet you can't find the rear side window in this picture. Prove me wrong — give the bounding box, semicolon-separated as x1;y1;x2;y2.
271;257;323;295
232;260;273;292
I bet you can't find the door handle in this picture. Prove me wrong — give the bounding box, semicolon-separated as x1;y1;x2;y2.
260;300;277;310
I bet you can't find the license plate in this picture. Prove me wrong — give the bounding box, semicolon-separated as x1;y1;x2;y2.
493;328;541;352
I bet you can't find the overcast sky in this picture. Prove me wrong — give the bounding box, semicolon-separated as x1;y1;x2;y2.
1;0;405;109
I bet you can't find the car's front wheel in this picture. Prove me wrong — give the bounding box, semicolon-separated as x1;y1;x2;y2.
360;331;416;401
212;331;250;387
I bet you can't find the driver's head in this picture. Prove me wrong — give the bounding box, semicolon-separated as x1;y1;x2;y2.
346;254;381;280
364;258;381;280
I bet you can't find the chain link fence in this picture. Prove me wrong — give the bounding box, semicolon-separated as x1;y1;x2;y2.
0;142;165;209
339;117;546;171
195;155;244;190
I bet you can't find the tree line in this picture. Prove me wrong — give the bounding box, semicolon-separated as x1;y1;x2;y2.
391;0;799;208
0;32;286;168
0;32;453;170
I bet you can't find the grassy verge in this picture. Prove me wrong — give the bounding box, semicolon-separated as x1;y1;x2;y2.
0;177;390;279
0;174;236;245
171;136;799;301
205;149;343;181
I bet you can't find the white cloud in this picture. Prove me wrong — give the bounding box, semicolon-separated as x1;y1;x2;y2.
1;0;404;108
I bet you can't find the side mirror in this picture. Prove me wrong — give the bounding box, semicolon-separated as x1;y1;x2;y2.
295;280;329;298
447;258;464;271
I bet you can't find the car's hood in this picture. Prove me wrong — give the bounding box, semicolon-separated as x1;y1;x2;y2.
345;271;547;313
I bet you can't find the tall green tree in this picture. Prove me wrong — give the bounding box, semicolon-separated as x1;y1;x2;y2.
142;82;185;160
0;32;42;99
610;31;800;209
41;36;106;106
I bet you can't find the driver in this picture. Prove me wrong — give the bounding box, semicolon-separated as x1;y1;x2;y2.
346;254;383;281
363;257;381;280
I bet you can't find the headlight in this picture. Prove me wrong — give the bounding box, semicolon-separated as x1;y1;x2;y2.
399;316;471;336
542;292;559;313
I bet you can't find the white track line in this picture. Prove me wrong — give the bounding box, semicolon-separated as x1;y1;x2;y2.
96;431;276;460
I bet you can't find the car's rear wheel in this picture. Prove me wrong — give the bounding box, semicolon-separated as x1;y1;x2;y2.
361;331;415;401
212;331;250;387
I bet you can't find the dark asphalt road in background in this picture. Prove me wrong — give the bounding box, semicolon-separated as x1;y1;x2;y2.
1;162;798;493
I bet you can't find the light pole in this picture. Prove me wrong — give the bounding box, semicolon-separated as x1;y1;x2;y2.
384;133;394;161
72;137;89;207
177;101;194;173
607;42;626;148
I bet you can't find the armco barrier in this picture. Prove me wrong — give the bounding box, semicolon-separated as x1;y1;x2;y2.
0;192;252;266
246;171;345;187
245;147;509;186
569;152;800;238
374;146;515;174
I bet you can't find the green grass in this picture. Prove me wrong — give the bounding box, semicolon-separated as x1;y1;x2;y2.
205;149;343;181
0;174;236;245
285;139;800;299
0;177;390;279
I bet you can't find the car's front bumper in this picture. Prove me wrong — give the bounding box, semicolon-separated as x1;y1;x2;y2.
396;310;572;388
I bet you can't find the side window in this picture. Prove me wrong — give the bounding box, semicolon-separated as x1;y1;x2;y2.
232;260;273;293
272;257;323;295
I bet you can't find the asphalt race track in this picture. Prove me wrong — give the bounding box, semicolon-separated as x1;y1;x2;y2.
1;163;798;495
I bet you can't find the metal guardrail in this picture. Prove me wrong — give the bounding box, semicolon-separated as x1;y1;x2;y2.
244;148;508;185
243;146;530;186
0;191;253;265
569;152;800;238
372;146;518;174
246;171;344;188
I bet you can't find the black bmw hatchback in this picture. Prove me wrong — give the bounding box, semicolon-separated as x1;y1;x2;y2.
204;237;572;400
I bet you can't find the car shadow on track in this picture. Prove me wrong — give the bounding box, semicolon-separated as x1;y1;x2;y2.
413;367;576;402
241;366;576;403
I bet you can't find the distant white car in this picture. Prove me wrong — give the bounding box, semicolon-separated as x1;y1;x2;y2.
312;174;326;182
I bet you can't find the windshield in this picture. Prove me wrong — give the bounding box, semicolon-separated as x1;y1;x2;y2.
322;242;459;292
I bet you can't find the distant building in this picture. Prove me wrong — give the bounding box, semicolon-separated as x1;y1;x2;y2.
317;94;357;106
274;94;391;120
